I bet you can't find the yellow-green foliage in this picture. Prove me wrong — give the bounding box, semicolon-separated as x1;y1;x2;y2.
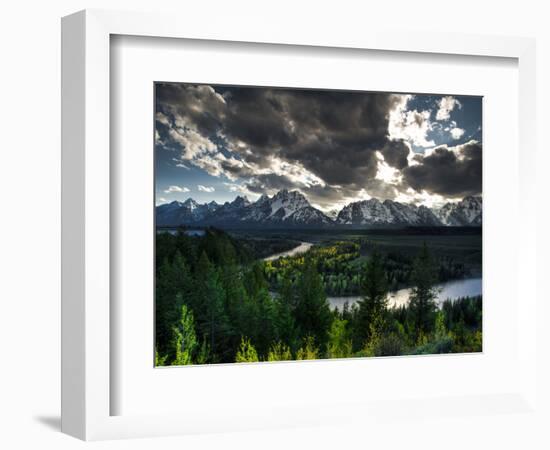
473;330;482;351
434;311;449;340
195;339;210;365
171;303;198;366
267;242;359;272
296;336;319;360
416;331;429;347
264;241;362;297
235;337;259;363
155;349;168;367
327;317;353;359
449;326;482;353
267;342;293;361
363;324;380;357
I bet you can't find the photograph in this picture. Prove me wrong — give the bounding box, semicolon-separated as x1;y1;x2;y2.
154;83;482;366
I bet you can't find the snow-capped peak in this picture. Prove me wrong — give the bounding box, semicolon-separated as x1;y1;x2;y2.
156;190;481;228
256;193;270;204
231;195;251;208
268;190;311;219
182;198;199;211
434;196;482;226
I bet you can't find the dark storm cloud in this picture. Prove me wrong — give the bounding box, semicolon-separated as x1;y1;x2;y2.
156;83;226;136
222;88;297;152
285;138;381;186
245;173;300;194
158;84;404;189
403;141;482;198
156;83;482;204
381;139;410;170
236;89;399;181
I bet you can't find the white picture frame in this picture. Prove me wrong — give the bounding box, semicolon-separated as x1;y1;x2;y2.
61;9;538;441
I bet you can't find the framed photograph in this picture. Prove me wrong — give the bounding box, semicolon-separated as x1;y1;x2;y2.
62;9;538;441
153;82;483;368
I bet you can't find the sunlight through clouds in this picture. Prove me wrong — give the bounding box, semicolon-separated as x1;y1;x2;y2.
155;84;481;207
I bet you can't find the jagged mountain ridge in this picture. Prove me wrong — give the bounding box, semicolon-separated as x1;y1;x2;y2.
156;189;482;228
156;198;220;226
336;199;445;226
433;195;482;226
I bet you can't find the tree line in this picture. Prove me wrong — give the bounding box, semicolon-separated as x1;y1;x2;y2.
155;229;482;365
264;240;471;296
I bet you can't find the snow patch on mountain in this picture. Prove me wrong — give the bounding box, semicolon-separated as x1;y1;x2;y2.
434;196;482;226
156;190;482;228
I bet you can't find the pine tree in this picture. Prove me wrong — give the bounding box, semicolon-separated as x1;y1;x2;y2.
255;287;277;358
220;262;249;352
239;261;276;358
274;270;299;352
327;317;353;359
171;301;198;365
155;252;192;357
296;336;319;360
235;337;259;363
195;339;210;365
409;242;438;339
192;252;230;362
244;261;269;297
434;310;448;341
294;258;332;352
356;250;389;347
155;348;168;367
267;342;293;361
363;323;381;357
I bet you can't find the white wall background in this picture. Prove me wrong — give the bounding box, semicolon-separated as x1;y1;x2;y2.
0;1;548;449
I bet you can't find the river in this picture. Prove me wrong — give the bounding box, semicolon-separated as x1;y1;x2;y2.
262;240;481;310
263;241;314;262
328;277;482;311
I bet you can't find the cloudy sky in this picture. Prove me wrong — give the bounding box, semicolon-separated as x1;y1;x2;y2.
155;83;482;211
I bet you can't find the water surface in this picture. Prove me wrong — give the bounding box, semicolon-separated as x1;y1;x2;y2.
263;242;314;262
328;277;482;311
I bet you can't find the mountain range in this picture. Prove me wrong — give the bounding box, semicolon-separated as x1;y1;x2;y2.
156;189;482;228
